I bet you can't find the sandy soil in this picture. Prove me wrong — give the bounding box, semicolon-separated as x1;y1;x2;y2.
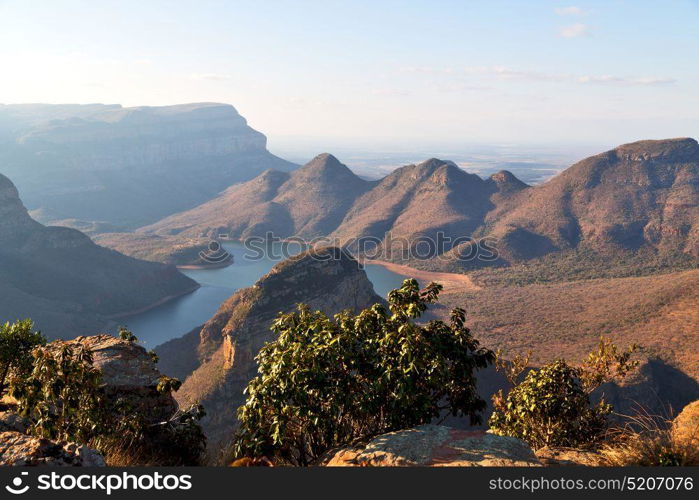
365;259;482;292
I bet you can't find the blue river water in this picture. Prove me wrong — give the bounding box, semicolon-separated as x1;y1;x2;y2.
116;243;407;348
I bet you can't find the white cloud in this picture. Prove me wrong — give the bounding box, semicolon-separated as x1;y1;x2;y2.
371;88;411;96
555;6;585;16
558;23;590;38
190;73;234;81
577;75;677;86
400;65;676;87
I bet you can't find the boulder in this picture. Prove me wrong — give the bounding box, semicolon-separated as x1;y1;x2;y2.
0;412;31;433
326;425;541;467
49;335;178;424
0;431;105;466
672;400;699;446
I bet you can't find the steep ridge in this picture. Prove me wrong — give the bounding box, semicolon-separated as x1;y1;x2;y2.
137;138;697;277
0;103;296;227
157;247;383;448
143;156;523;257
0;172;198;339
330;159;520;255
141;153;373;240
479;138;699;261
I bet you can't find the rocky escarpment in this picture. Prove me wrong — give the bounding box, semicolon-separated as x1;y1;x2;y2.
158;247;383;448
0;172;198;340
0;102;296;227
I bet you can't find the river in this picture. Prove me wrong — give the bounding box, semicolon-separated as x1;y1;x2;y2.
115;243;407;348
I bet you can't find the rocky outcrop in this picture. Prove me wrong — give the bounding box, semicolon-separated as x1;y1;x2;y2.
0;412;30;434
325;425;540;467
0;103;296;227
0;172;198;340
0;431;105;466
672;400;699;446
49;335;178;425
165;247;383;448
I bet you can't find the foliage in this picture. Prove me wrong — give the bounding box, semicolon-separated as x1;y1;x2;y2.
10;337;206;465
0;320;46;395
11;344;104;444
470;247;698;287
157;375;182;393
489;338;639;449
118;326;137;342
233;279;495;466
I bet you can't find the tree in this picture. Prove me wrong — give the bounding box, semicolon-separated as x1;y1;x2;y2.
489;338;639;449
234;279;495;465
0;320;46;395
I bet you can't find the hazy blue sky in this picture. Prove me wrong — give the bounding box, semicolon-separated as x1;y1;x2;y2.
1;0;697;148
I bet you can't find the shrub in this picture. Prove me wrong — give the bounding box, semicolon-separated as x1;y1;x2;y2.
0;320;46;395
233;279;495;465
11;343;104;444
11;337;206;465
489;338;639;449
118;326;137;342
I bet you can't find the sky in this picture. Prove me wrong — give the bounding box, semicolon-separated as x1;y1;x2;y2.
1;0;698;150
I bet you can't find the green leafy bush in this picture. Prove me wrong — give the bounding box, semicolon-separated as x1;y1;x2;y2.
11;336;206;465
118;326;137;342
489;338;639;449
11;343;104;443
234;279;495;465
0;320;45;395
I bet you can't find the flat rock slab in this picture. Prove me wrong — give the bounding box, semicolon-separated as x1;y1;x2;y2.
0;431;105;466
535;447;603;466
327;424;541;467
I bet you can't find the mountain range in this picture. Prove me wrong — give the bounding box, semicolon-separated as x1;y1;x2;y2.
0;172;198;339
129;138;698;276
0;103;296;228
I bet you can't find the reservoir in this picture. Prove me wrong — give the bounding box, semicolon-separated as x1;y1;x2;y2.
117;243;407;348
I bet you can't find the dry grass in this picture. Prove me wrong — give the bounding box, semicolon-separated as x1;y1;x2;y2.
600;411;699;466
431;269;699;379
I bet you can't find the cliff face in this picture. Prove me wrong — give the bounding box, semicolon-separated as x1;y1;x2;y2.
0;103;296;228
159;247;383;448
0;172;198;339
18;103;267;163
